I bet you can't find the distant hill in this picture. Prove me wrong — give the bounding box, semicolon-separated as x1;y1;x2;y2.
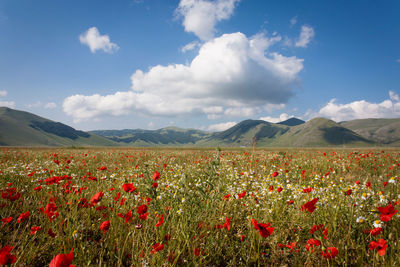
198;119;289;146
340;118;400;146
0;107;117;146
267;117;374;147
91;126;211;146
278;118;305;126
1;107;399;147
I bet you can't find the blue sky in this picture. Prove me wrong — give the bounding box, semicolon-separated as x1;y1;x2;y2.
0;0;399;131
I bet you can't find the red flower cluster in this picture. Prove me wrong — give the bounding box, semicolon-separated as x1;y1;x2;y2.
0;245;17;265
369;239;387;256
377;203;398;222
251;219;274;238
301;198;318;213
49;248;75;267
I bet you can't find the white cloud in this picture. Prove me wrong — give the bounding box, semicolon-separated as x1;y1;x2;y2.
295;25;314;48
26;101;42;108
260;113;293;123
176;0;240;40
181;41;201;52
44;102;57;109
208;121;236;131
79;27;119;53
316;91;400;122
0;90;15;108
0;101;15;108
290;16;297;27
64;32;304;122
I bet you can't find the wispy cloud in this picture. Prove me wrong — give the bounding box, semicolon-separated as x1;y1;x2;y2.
208;121;236;131
79;27;119;53
260;113;293;123
295;25;314;48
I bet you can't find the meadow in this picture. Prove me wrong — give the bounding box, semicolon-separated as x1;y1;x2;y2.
0;147;399;266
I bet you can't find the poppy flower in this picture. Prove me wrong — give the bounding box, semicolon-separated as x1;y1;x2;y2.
152;171;160;181
251;219;274;238
30;226;42;235
305;239;321;252
49;248;74;267
117;210;132;224
150;243;164;255
90;191;104;205
366;227;383;236
377;203;398;222
238;191;246;199
155;214;164;227
277;187;283;193
223;194;230;200
17;211;30;223
301;198;319;213
152;182;158;189
0;245;17;265
1;217;12;225
345;189;352;195
136;204;148;215
224;217;231;230
100;220;110;233
321;247;338;259
272;172;279;177
122;183;136;193
369;239;387;256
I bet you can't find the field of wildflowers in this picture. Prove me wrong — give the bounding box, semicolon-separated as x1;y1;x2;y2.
0;148;399;266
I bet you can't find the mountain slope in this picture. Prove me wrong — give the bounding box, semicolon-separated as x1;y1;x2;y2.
278;118;305;126
340;118;400;145
91;127;211;146
0;107;117;146
269;117;374;147
198;120;290;146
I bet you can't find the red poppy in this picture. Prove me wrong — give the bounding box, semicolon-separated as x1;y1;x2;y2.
366;227;383;236
277;187;283;193
136;204;148;215
49;248;74;267
287;200;294;205
152;182;158;189
251;219;274;238
302;187;313;193
377;203;398;222
1;217;12;225
305;238;321;252
97;166;107;171
301;198;319;213
122;183;136;193
117;210;132;224
90;191;104;205
224;217;231;230
100;220;110;233
272;172;279;177
150;243;164;255
223;194;230;200
155;214;164;227
238;191;246;199
152;171;160;181
345;189;352;195
17;211;30;223
369;239;387;256
309;224;324;234
321;247;338;259
0;245;17;265
30;226;42;235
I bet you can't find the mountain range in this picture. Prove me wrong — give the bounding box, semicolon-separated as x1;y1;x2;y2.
1;106;399;147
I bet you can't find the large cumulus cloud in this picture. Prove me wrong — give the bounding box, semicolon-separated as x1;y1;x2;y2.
63;32;304;122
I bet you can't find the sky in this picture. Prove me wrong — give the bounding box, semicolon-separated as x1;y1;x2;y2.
0;0;399;131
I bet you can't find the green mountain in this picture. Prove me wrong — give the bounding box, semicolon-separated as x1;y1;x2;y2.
340;118;400;145
197;120;290;147
268;117;374;147
91;126;211;146
2;107;399;147
0;107;117;146
278;118;305;126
